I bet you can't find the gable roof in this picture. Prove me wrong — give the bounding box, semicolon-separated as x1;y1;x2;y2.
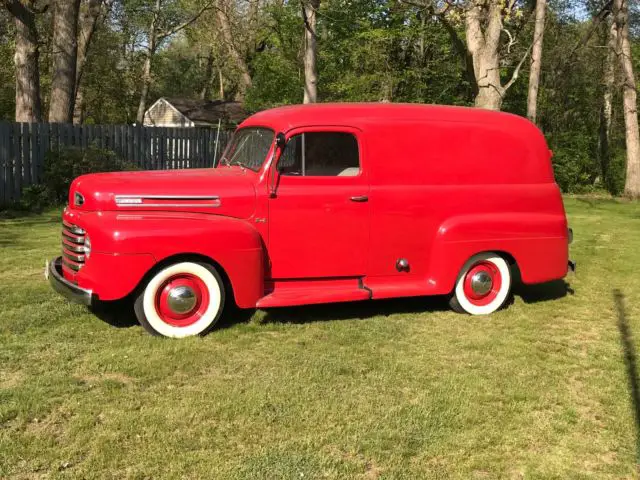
162;98;248;125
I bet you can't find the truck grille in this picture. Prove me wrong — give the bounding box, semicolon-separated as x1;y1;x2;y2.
62;221;86;271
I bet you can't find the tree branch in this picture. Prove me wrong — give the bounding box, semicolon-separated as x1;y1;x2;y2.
554;0;613;76
3;0;48;17
157;0;215;41
503;40;533;92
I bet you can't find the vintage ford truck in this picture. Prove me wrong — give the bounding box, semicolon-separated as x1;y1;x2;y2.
48;103;573;337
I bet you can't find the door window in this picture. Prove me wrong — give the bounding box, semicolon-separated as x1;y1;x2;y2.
278;132;360;177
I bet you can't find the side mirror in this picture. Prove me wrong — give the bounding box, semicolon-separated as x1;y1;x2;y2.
275;132;286;149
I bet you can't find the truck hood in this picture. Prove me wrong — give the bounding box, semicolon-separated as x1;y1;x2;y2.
69;168;257;218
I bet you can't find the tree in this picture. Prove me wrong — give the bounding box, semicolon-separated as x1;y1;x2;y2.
301;0;319;103
526;0;546;123
215;0;253;101
134;0;214;123
464;0;530;110
73;0;111;123
49;0;81;123
612;0;640;198
598;15;616;187
3;0;46;122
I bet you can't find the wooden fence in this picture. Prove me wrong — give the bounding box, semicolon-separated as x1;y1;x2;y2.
0;122;231;205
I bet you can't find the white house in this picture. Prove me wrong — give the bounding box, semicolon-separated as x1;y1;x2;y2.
143;97;247;128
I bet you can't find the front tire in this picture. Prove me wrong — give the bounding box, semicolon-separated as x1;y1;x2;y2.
449;253;511;315
134;261;225;337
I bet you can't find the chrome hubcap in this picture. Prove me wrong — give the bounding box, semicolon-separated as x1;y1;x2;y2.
167;286;197;314
470;271;493;296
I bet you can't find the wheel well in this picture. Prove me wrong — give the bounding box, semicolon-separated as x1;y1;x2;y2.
134;253;236;306
493;250;517;266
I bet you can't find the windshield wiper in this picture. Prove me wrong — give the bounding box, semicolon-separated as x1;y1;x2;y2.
229;159;247;169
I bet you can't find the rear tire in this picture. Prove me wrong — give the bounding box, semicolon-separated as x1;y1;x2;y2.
134;261;225;337
449;253;511;315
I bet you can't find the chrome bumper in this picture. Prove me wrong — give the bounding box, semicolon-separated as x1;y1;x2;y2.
46;257;93;306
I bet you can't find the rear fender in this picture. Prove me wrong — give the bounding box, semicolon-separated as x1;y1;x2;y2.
427;213;569;292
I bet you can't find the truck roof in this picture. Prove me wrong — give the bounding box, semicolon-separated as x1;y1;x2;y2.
240;102;532;133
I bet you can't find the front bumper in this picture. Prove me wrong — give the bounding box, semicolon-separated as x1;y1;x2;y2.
46;257;93;306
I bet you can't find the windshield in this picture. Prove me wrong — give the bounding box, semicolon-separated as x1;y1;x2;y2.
218;127;274;171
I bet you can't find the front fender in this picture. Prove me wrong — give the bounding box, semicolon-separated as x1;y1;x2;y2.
77;211;265;307
427;213;568;292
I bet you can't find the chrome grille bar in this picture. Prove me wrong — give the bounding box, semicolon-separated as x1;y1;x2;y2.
61;222;87;271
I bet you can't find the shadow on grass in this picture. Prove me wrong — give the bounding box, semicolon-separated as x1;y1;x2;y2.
513;279;574;304
89;298;260;331
613;289;640;465
90;299;138;328
88;280;573;330
260;295;450;325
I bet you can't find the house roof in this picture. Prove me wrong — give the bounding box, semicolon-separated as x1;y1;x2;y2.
163;98;248;125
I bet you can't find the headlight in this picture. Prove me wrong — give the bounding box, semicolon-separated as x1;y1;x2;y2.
84;235;91;259
74;191;85;207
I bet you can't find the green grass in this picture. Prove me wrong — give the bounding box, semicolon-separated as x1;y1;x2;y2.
1;197;640;478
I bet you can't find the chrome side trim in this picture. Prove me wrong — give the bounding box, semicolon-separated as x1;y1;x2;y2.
120;203;221;208
116;195;221;199
115;195;221;208
48;257;93;306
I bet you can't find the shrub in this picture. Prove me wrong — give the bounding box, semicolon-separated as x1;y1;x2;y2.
19;146;138;210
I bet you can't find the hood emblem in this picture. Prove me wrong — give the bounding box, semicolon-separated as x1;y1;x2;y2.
115;195;221;208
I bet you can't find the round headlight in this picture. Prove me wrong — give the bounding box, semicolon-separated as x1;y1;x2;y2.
84;235;91;259
74;191;85;207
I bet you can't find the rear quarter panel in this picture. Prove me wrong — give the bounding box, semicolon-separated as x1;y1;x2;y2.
362;117;567;293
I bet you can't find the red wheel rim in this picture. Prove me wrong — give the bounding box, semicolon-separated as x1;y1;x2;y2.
462;261;502;306
155;274;210;327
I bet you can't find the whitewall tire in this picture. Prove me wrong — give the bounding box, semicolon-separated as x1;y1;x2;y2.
449;253;511;315
134;261;225;338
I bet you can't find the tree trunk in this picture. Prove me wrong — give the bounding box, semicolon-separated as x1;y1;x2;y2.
7;0;43;122
219;67;225;99
75;1;104;93
136;48;154;124
465;0;504;110
49;0;81;123
73;85;85;124
215;1;252;101
526;0;546;123
598;17;616;188
613;0;640;198
73;0;106;124
135;0;160;124
200;48;214;100
302;0;319;104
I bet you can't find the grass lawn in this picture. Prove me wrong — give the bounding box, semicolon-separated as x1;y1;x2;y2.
1;196;639;479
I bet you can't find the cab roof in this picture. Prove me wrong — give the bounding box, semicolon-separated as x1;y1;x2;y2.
239;102;531;133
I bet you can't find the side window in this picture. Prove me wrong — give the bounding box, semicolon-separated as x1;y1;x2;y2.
278;132;360;177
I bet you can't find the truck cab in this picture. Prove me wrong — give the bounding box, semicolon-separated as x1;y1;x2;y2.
49;103;572;338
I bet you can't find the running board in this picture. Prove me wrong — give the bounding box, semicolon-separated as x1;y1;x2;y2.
256;277;371;308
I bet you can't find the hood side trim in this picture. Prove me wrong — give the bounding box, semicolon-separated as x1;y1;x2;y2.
115;195;221;208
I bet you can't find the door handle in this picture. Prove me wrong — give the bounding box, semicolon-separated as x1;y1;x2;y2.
350;195;368;202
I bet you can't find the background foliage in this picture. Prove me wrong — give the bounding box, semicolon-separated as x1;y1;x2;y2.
0;0;638;193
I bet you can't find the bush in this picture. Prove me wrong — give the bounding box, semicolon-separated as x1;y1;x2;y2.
20;146;138;211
